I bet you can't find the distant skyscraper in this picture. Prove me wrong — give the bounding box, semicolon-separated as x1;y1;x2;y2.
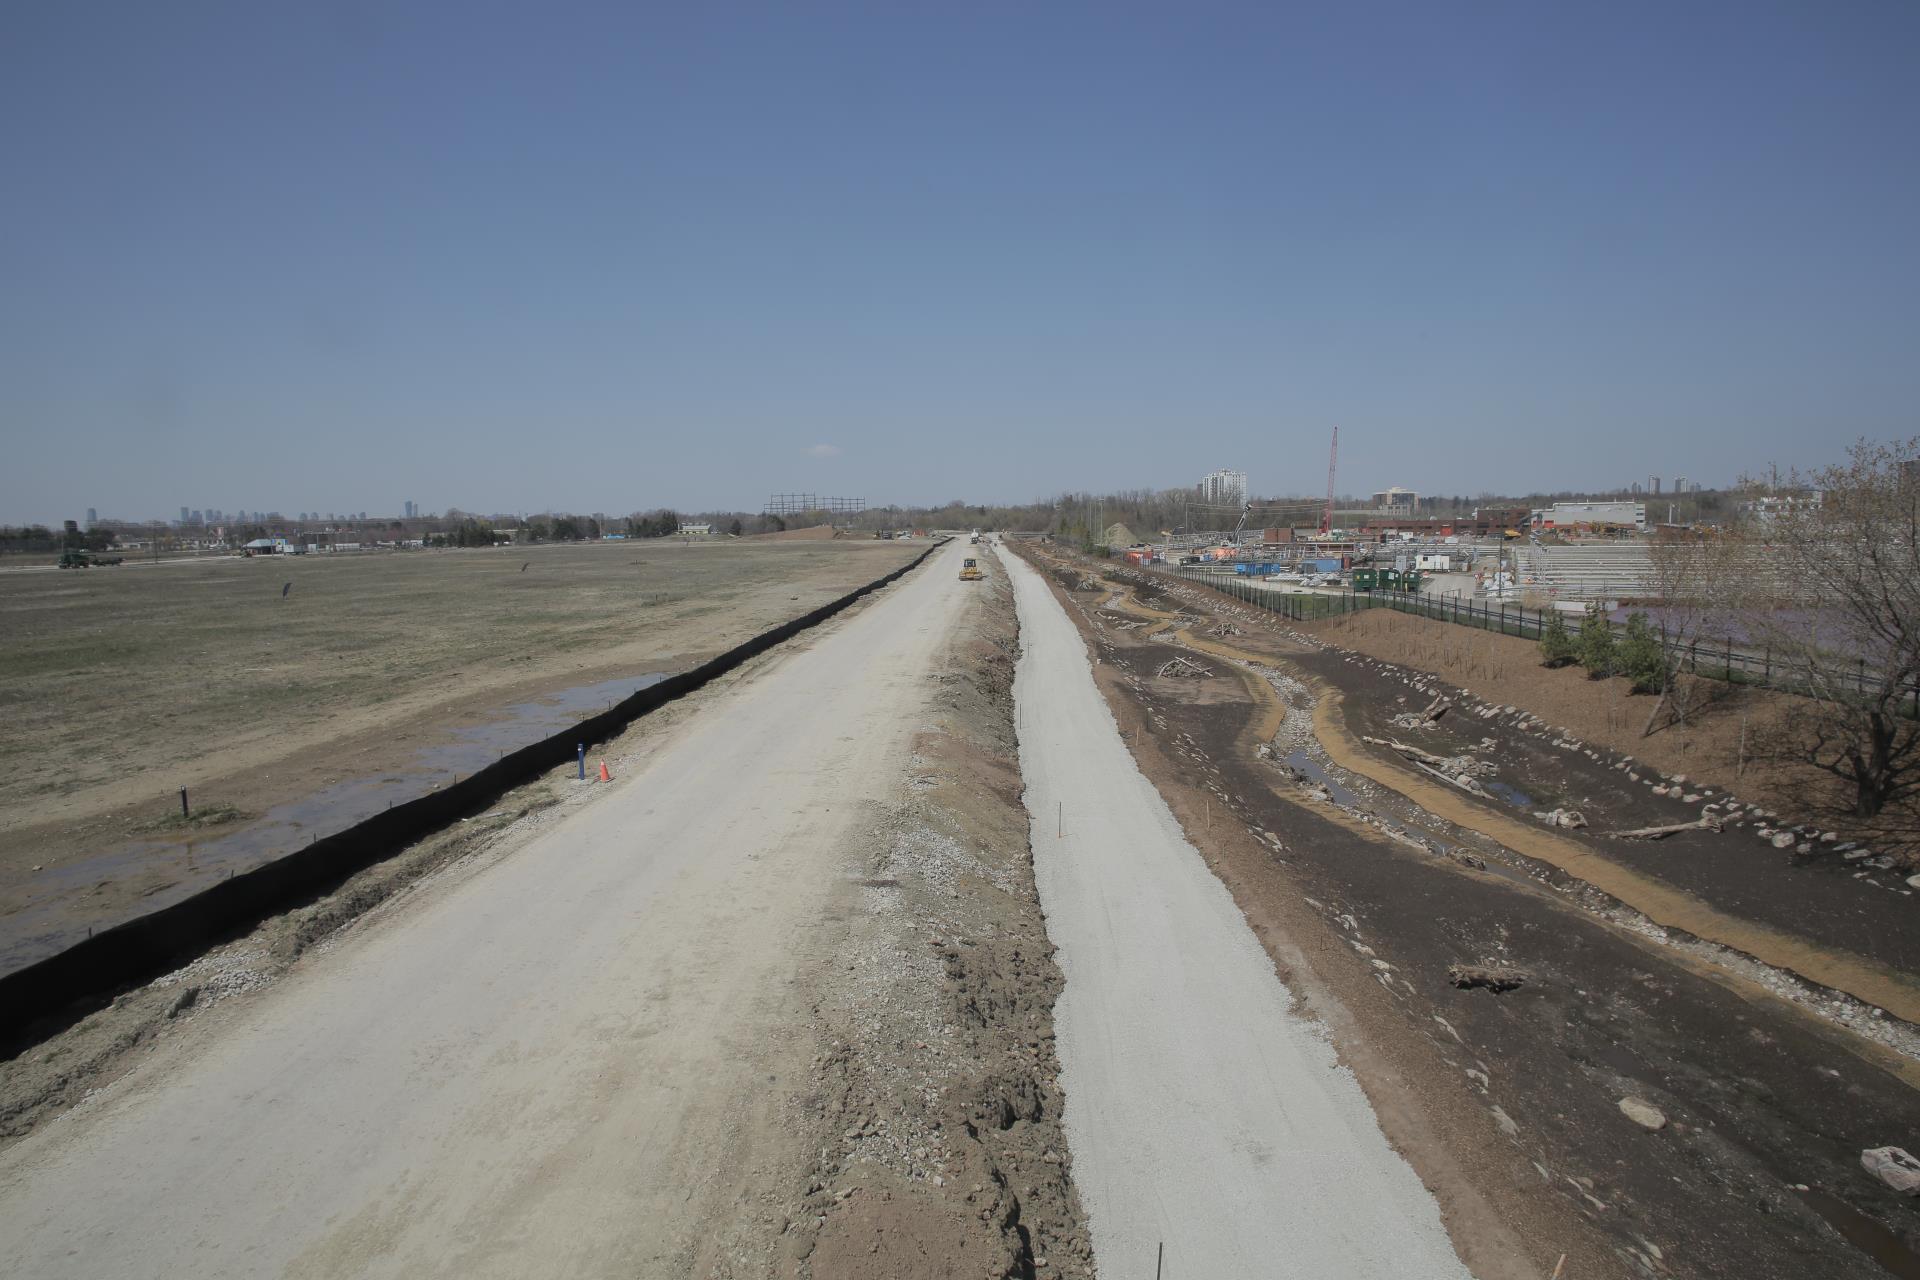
1675;475;1689;494
85;507;97;529
1649;475;1662;495
179;506;190;525
404;500;415;519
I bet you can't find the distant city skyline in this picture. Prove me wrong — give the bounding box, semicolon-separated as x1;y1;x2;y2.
48;466;1751;532
5;4;1914;526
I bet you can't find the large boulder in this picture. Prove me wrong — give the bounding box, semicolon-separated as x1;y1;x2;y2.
1863;1147;1920;1195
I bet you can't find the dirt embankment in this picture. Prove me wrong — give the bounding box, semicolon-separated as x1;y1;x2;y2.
793;564;1091;1280
1303;608;1918;860
1013;540;1920;1280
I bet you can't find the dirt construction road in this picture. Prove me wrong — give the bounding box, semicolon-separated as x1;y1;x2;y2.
0;540;974;1278
998;545;1474;1279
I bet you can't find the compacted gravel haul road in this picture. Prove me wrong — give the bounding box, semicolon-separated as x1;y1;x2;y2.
997;544;1472;1279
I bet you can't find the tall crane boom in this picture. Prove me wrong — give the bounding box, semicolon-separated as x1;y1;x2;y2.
1321;426;1339;534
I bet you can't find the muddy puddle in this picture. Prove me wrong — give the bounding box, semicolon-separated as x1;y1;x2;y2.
1481;779;1536;810
1284;749;1359;808
1;671;669;976
1796;1187;1920;1279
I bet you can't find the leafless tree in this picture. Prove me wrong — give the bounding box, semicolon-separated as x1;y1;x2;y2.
1732;438;1920;821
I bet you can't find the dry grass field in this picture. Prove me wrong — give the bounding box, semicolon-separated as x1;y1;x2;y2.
0;538;924;935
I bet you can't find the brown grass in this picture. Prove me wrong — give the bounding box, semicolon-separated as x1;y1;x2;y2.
0;539;921;884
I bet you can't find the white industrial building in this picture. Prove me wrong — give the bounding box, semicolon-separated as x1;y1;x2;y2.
1534;500;1647;532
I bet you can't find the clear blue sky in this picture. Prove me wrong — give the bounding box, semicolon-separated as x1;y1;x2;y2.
3;1;1916;523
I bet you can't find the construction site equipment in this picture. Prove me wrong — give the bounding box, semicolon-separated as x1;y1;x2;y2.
1320;426;1338;534
959;557;983;581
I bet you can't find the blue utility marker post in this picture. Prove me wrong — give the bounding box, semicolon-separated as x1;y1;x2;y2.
577;743;586;780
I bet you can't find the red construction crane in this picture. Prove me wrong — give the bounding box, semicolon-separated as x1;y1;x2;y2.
1320;426;1339;534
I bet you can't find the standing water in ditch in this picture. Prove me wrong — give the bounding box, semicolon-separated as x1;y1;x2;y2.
0;671;669;976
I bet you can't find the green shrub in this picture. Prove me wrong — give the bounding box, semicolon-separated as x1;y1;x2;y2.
1576;602;1616;676
1618;612;1668;694
1539;608;1577;667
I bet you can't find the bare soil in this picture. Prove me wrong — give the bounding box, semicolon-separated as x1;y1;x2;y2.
0;539;919;956
1014;540;1920;1280
793;563;1090;1279
1303;608;1919;861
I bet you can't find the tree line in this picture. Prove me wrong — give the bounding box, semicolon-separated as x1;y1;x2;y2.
1533;437;1919;828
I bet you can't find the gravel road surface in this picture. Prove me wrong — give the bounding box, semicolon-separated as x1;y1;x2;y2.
998;544;1474;1279
0;540;972;1278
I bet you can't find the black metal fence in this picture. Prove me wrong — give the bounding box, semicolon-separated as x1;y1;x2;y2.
1173;567;1917;714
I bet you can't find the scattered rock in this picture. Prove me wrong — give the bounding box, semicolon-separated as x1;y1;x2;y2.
1771;832;1797;850
1862;1147;1920;1195
1619;1098;1668;1131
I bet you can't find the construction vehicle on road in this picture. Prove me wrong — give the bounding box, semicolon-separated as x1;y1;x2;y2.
959;557;983;581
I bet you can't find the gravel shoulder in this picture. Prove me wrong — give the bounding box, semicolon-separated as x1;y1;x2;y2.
0;538;1089;1279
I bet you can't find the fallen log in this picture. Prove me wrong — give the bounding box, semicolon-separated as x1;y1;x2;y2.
1411;758;1490;798
1601;816;1725;840
1449;964;1528;993
1361;735;1451;769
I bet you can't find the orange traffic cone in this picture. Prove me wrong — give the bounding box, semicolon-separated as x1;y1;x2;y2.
598;760;612;782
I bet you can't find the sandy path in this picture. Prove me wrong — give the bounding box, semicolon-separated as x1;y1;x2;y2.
0;540;971;1278
998;544;1473;1280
